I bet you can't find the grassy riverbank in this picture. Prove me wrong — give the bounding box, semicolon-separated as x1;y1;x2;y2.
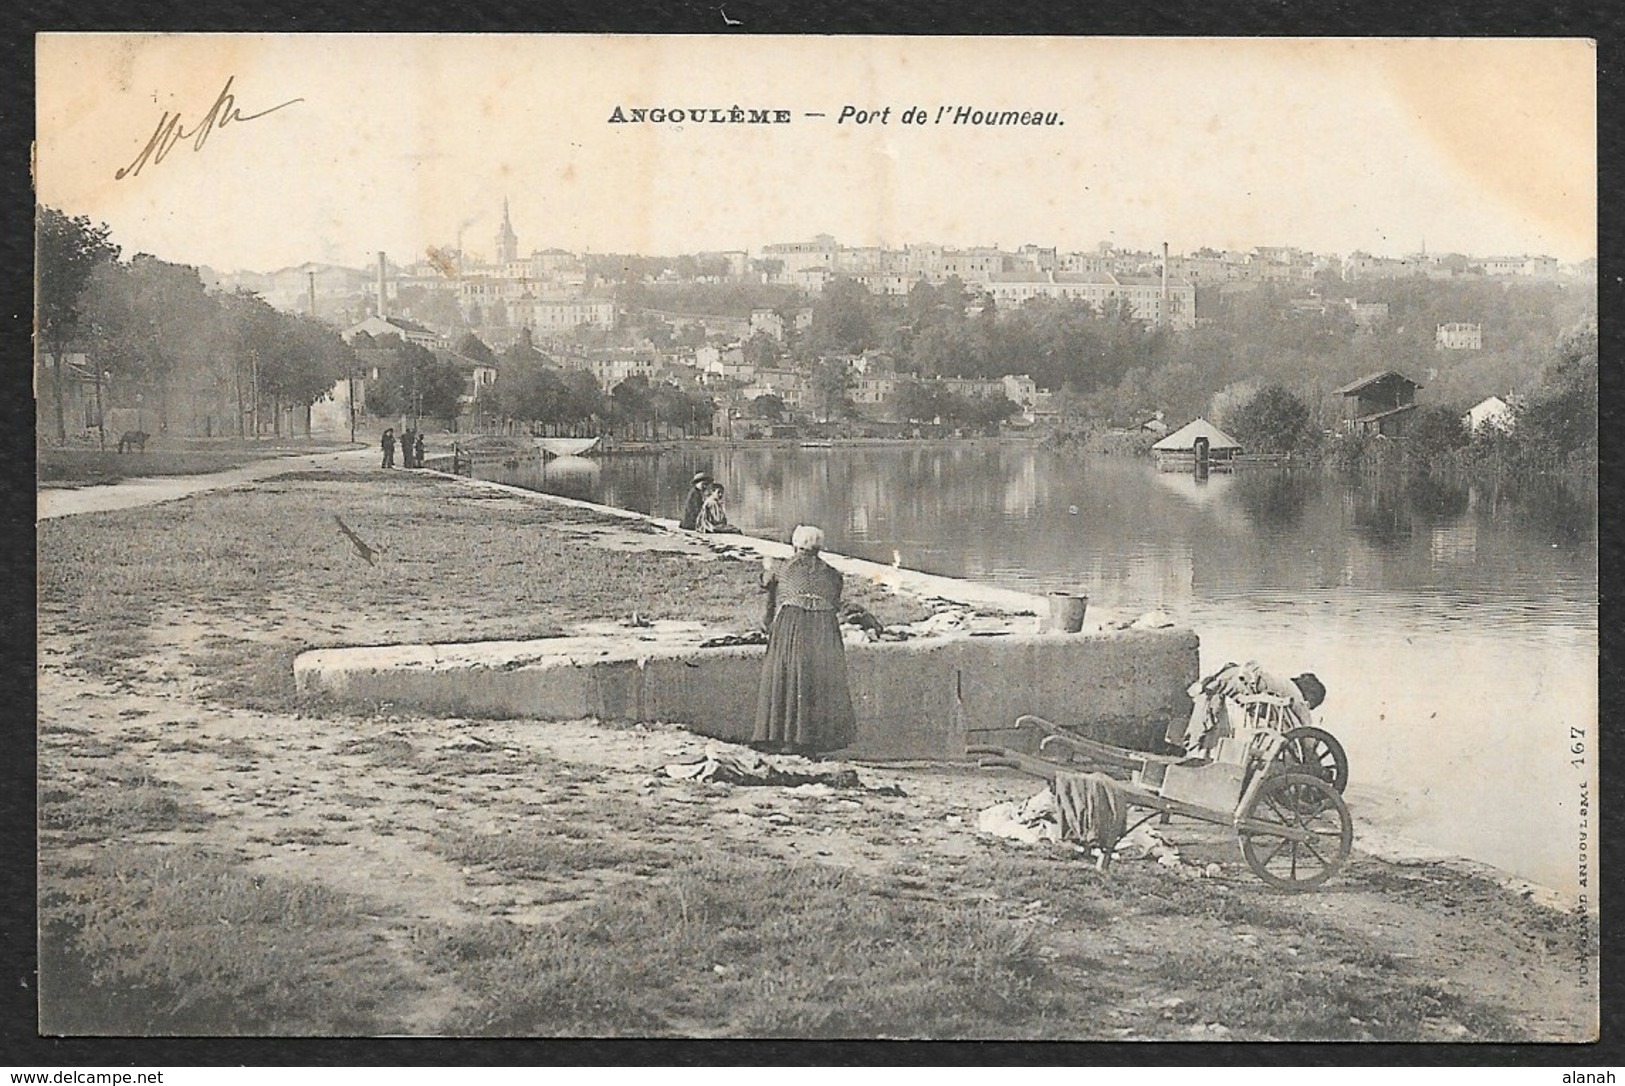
34;462;1597;1040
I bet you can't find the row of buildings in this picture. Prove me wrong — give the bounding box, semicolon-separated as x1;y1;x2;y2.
762;234;1583;288
209;203;1586;352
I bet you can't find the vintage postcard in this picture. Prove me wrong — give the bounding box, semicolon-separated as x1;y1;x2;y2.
34;34;1597;1043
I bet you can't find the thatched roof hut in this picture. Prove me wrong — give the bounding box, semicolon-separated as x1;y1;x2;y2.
1151;417;1243;473
1151;417;1243;453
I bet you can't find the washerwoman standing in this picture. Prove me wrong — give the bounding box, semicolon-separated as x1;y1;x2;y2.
753;525;857;756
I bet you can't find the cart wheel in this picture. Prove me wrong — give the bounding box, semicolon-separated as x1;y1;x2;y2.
1278;726;1349;794
1238;773;1353;891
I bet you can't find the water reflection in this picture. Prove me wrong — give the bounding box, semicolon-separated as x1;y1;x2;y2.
477;444;1595;629
475;443;1597;895
1232;470;1312;530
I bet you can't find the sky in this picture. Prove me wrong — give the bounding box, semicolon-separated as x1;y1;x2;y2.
35;35;1597;274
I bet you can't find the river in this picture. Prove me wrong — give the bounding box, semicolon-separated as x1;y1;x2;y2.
477;442;1598;899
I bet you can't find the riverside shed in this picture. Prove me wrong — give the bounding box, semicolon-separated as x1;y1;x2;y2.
1151;417;1243;472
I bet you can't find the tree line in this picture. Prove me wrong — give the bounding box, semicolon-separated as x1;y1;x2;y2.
468;330;716;438
673;268;1589;419
36;205;354;444
1160;320;1597;481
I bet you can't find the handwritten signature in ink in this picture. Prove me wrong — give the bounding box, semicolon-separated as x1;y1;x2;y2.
115;76;304;180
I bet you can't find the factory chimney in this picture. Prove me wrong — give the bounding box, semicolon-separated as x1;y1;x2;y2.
376;251;388;319
307;270;317;320
1160;241;1170;327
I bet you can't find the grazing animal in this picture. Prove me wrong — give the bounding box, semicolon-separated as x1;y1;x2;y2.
117;430;149;454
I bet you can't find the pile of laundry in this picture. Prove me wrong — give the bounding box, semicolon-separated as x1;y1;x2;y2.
660;745;906;796
976;783;1219;876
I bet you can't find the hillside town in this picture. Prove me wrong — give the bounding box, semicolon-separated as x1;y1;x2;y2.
154;202;1590;444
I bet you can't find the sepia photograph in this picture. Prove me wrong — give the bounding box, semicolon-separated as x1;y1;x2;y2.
33;34;1597;1042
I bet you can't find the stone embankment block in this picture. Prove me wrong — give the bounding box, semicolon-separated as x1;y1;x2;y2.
295;628;1198;760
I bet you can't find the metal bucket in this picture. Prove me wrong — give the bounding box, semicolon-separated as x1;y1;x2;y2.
1044;592;1088;633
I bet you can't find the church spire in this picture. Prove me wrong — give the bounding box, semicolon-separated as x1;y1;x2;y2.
495;198;518;265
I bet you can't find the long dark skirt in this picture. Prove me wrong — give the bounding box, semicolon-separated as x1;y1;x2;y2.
753;605;857;754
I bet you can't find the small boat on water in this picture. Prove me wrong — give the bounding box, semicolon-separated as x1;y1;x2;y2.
534;436;600;458
799;440;834;448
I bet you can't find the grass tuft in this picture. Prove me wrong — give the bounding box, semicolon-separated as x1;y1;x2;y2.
418;855;1076;1038
39;764;214;842
39;845;420;1035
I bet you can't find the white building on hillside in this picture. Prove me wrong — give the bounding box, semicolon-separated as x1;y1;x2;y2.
1464;395;1515;434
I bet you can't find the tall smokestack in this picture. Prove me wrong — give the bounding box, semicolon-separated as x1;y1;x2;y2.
1161;241;1170;327
308;270;317;319
376;251;388;319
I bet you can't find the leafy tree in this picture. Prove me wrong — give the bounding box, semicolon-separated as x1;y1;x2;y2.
750;393;786;422
1405;404;1470;460
968;395;1022;434
1516;322;1597;461
1228;385;1311;454
124;256;223;431
80;262;153;445
507;365;569;430
804;278;878;357
37;205;119;442
608;374;655;437
1209;380;1261;432
252;313;348;434
911;321;990;379
366;337;466;424
743;332;783;368
892;379;946;423
808;357;854;420
638;316;677;349
651;382;713;437
217;289;285;436
495;330;554;423
674;322;709;350
559;369;606;433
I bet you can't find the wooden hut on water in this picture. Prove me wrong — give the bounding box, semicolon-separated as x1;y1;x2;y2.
1151;417;1243;473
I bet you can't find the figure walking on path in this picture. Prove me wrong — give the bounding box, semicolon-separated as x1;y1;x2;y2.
381;428;396;468
753;524;857;757
414;432;426;469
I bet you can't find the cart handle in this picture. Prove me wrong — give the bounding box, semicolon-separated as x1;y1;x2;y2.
972;750;1060;783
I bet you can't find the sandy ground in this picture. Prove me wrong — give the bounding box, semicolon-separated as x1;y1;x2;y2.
34;456;1599;1041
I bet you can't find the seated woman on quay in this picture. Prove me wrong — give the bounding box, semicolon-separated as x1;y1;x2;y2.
698;482;741;534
